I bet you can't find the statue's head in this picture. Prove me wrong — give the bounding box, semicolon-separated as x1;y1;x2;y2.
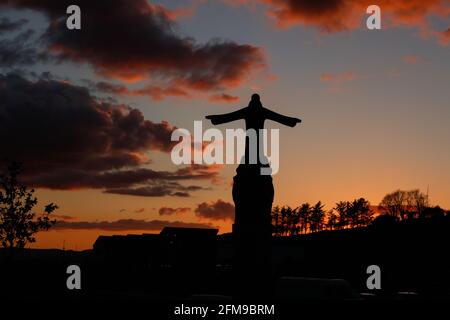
249;93;262;108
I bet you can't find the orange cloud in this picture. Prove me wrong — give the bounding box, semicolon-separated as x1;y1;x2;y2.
3;0;266;98
159;207;191;216
195;199;235;221
156;0;207;20
133;85;191;100
265;73;279;82
437;27;450;45
228;0;449;44
209;93;240;103
402;55;420;64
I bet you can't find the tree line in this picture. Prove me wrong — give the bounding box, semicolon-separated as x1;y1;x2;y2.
272;198;373;236
272;189;450;236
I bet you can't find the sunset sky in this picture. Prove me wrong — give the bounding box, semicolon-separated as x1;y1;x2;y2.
0;0;449;250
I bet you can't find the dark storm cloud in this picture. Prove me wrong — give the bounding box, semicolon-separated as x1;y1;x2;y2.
0;29;41;67
54;218;213;231
104;181;206;197
86;80;191;101
195;199;235;221
159;207;191;216
0;73;218;195
83;80;130;95
0;17;28;33
1;0;264;97
22;167;217;191
0;73;176;170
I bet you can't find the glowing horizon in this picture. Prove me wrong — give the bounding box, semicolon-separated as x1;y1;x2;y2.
0;0;448;250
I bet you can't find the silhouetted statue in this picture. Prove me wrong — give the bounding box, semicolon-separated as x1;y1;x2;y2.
206;93;300;168
206;94;301;298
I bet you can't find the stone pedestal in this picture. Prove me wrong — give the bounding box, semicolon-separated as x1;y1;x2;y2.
232;164;274;298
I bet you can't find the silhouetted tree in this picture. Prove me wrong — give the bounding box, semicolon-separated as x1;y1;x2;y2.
297;203;311;234
280;206;289;235
406;189;428;219
286;206;300;235
348;198;374;228
272;205;302;236
310;201;325;232
272;206;281;236
379;189;428;220
379;189;403;220
326;210;338;230
334;201;350;229
0;162;57;250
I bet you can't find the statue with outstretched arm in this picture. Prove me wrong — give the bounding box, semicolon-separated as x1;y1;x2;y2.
206;93;301;128
206;93;301;166
205;94;301;297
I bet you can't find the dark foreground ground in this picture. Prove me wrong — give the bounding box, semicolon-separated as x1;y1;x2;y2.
1;216;450;310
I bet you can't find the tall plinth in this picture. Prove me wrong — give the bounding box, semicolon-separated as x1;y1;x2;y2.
232;164;274;298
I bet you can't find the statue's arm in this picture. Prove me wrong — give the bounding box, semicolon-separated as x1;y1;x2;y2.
205;108;246;125
264;108;301;127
